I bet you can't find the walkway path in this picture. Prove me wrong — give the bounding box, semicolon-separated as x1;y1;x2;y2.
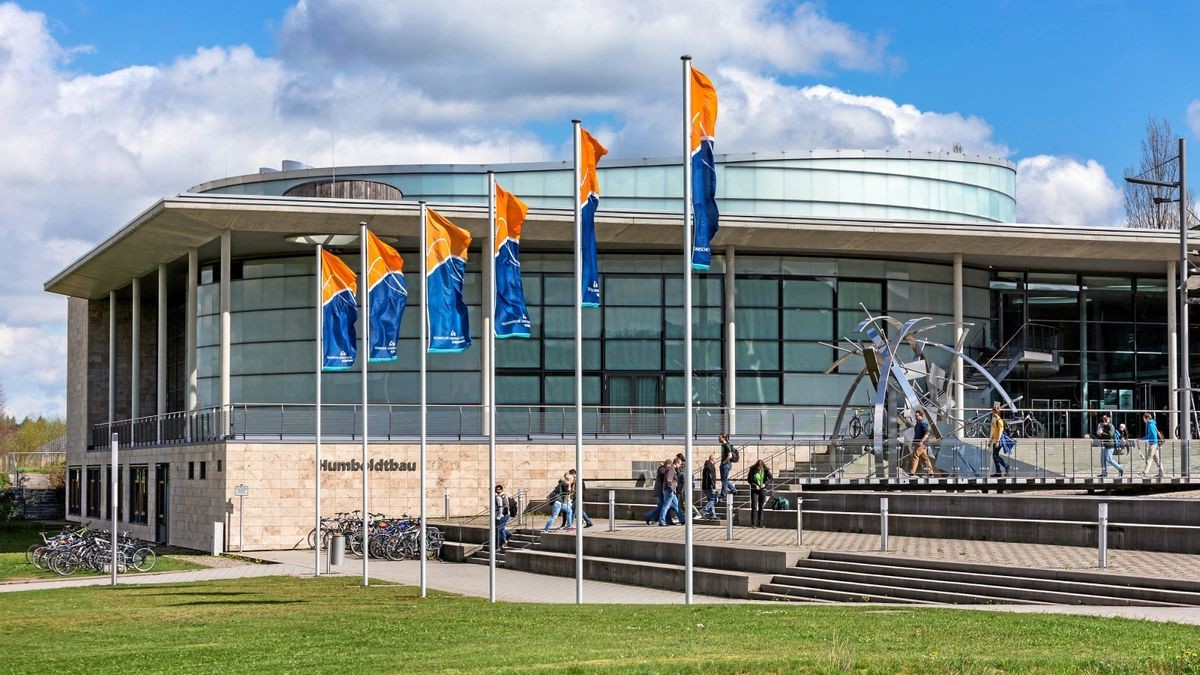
0;558;310;593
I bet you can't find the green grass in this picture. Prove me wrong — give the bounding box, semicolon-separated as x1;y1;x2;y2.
0;523;203;582
0;577;1198;673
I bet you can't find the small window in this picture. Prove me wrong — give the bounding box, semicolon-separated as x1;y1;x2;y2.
217;459;223;472
188;462;195;480
199;461;207;480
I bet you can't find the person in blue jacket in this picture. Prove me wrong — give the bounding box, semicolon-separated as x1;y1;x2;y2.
1141;411;1163;478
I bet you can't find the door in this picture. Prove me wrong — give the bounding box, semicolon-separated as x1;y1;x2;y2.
603;374;663;436
155;463;170;544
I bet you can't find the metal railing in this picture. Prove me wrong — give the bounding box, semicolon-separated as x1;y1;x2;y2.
89;407;225;449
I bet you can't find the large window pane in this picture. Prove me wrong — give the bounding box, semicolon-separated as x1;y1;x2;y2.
784;342;833;372
665;340;722;371
783;279;833;308
736;375;780;404
735;278;779;307
496;338;540;368
495;376;541;404
605;340;661;370
545;375;600;404
665;307;723;339
666;375;723;405
665;277;723;306
605;277;661;305
603;307;662;338
736;340;779;371
735;308;778;339
544;339;601;370
543;307;600;337
783;309;833;340
838;281;882;310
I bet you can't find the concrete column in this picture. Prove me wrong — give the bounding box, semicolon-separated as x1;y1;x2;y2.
157;264;167;416
130;277;141;420
953;254;964;429
185;249;198;413
220;230;232;435
1169;260;1179;437
724;246;736;433
108;291;116;425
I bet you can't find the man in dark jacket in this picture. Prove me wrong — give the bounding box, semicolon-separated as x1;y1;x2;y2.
644;458;671;524
700;455;718;520
719;433;737;496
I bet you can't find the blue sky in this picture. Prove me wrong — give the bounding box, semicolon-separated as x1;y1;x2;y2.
0;0;1198;418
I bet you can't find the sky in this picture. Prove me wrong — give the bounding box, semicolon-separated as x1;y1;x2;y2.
0;0;1198;419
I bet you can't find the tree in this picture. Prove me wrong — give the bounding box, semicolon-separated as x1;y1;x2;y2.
1123;116;1198;229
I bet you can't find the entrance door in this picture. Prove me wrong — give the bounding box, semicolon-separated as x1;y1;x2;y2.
155;463;170;544
603;374;663;436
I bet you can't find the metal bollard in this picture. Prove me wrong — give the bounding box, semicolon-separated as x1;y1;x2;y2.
796;488;804;547
608;490;616;532
880;497;889;552
329;533;345;570
725;493;734;541
1098;502;1108;568
443;489;450;519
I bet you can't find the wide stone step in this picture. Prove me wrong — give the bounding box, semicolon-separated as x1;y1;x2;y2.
767;572;1039;605
746;591;835;603
757;581;935;605
506;548;766;599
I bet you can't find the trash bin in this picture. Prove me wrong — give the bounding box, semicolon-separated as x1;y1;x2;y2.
329;533;345;567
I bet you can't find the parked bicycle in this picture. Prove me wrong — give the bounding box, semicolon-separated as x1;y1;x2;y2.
25;524;156;576
310;511;442;561
847;408;874;439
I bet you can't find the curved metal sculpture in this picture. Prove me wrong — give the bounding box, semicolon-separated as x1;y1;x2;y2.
823;307;1018;459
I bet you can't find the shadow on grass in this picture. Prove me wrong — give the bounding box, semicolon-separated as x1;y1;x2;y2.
129;591;260;597
170;599;306;607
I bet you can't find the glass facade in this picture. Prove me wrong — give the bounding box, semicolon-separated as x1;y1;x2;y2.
204;152;1016;224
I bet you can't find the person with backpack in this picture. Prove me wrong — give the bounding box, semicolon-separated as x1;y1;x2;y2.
561;469;593;528
644;458;672;525
1141;411;1164;478
1096;414;1124;478
746;459;773;528
494;484;512;549
700;454;718;520
542;473;575;532
719;432;738;496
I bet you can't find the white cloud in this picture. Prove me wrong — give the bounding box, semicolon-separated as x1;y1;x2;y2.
1015;155;1124;227
1188;99;1200;138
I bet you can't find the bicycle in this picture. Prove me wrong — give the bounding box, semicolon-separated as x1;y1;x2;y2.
847;408;874;439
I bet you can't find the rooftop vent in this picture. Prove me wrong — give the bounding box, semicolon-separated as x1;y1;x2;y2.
281;160;312;171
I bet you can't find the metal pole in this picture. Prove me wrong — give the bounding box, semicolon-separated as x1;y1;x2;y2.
1180;138;1191;477
314;243;323;577
359;222;369;587
572;118;584;605
220;230;231;437
796;486;804;547
1098;502;1108;568
239;493;245;553
725;493;733;541
444;489;450;519
681;53;695;606
880;497;889;552
487;171;498;604
608;489;615;531
110;432;118;585
419;202;429;597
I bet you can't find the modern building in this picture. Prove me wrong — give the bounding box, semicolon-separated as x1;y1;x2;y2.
47;149;1191;550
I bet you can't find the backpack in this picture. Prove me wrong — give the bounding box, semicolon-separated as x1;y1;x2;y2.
773;496;791;510
730;446;740;463
507;496;518;517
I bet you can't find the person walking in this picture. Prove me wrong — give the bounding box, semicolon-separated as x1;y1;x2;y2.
908;409;934;476
493;484;511;549
989;407;1009;477
658;456;684;526
644;458;671;524
700;454;718;520
564;469;593;528
1141;411;1164;477
719;433;737;496
542;473;575;532
746;459;773;528
1096;414;1124;478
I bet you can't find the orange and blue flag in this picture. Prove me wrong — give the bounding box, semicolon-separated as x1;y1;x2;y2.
494;183;531;338
366;230;408;361
579;127;607;306
320;249;358;370
426;208;473;353
690;67;719;271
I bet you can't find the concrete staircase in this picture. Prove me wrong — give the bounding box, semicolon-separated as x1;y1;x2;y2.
464;528;541;567
751;551;1200;606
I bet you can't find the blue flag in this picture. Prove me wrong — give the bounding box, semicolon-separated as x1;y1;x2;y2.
320;250;358;370
494;183;532;338
689;67;719;271
578;128;607;307
366;230;408;361
426;207;473;353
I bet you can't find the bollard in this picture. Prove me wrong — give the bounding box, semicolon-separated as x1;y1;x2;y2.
1098;502;1108;568
796;488;804;547
443;489;450;519
608;490;616;532
725;493;734;541
329;533;345;570
880;497;889;552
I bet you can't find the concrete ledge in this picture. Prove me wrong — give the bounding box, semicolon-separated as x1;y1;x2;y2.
440;542;484;563
505;549;767;599
536;531;801;574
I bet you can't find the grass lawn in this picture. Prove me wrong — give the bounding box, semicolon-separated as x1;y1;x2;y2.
0;523;203;582
0;576;1198;673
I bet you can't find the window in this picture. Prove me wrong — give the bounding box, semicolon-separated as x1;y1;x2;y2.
188;462;195;480
67;468;81;516
217;459;223;473
199;461;207;480
130;466;149;525
85;467;101;518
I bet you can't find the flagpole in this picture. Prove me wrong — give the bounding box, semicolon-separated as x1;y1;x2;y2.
419;202;429;597
681;54;695;605
487;171;498;604
315;243;323;577
572;119;584;605
359;222;370;587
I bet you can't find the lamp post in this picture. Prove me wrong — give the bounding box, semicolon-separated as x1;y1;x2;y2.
1126;138;1189;476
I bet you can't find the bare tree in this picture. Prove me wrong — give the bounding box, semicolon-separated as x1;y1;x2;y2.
1123;116;1197;229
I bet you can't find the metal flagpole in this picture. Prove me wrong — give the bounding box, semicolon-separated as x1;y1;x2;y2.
487;171;498;603
315;243;323;576
681;55;695;605
359;222;370;587
110;432;118;585
572;119;584;605
419;202;429;597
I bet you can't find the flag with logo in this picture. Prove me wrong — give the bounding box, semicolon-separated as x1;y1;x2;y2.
579;128;607;307
320;249;358;370
494;183;532;338
689;67;719;271
426;208;473;353
366;230;408;361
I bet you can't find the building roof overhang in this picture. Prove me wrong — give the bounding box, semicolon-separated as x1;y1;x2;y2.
45;192;1183;300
